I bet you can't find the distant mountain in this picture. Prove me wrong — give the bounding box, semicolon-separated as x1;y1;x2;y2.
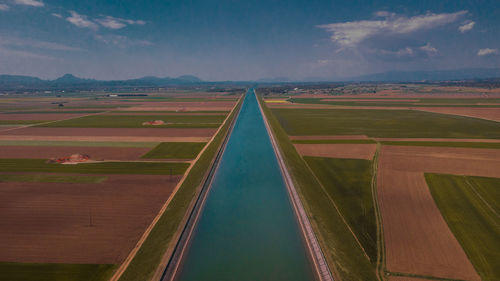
257;77;291;83
0;74;204;90
0;75;43;84
349;68;500;82
53;74;96;84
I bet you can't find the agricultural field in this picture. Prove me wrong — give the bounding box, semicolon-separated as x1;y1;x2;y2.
0;89;242;281
259;84;500;281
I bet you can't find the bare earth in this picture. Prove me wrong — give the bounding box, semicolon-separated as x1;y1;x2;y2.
377;145;500;280
0;113;89;121
418;107;500;122
0;174;180;264
0;135;210;143
0;146;150;160
294;143;376;160
376;138;500;143
0;127;217;137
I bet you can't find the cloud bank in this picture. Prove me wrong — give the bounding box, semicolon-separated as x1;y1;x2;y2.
317;10;467;48
13;0;44;7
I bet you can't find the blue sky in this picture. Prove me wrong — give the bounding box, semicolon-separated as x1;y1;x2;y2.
0;0;499;81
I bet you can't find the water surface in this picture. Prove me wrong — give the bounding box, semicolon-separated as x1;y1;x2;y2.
175;89;315;281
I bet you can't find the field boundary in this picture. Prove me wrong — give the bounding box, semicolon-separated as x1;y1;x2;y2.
110;95;243;281
257;91;334;281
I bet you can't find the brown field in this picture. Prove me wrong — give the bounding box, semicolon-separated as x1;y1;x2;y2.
0;135;210;143
377;145;500;280
418;107;500;122
0;127;217;137
106;112;227;116
321;98;420;102
0;174;180;264
0;113;89;121
294;143;376;160
289;135;369;140
121;101;236;112
0;146;150;160
388;277;434;281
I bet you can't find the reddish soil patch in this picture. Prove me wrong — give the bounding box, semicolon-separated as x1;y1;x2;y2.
0;146;150;160
0;113;87;121
321;99;420;102
294;143;376;160
0;127;217;137
0;174;180;264
289;135;369;140
376;145;500;280
418;107;500;122
0;135;210;143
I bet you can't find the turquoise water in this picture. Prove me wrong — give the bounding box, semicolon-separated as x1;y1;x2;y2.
174;89;315;281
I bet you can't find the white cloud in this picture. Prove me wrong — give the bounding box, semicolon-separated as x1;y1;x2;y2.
0;47;54;60
51;13;62;18
66;11;99;30
0;4;9;11
477;48;499;56
13;0;44;7
459;20;475;33
96;16;146;29
95;34;152;48
317;10;467;48
379;47;414;57
374;11;395;18
419;43;438;55
0;36;81;52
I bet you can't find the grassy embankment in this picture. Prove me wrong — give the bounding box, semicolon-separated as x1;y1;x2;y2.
303;157;377;262
0;263;116;281
426;174;500;281
142;142;206;159
272;108;500;139
0;159;188;175
259;97;377;280
117;96;242;281
36;115;226;128
0;174;107;183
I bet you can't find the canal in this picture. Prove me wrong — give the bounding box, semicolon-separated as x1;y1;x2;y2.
173;89;315;281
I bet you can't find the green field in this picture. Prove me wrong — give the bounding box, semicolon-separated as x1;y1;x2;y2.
381;141;500;149
0;140;158;148
271;108;500;138
118;97;242;281
0;159;189;175
0;174;107;183
292;139;376;144
4;111;103;114
37;115;225;128
142;142;206;159
260;97;377;280
0;263;116;281
426;174;500;281
304;157;377;262
288;97;500;108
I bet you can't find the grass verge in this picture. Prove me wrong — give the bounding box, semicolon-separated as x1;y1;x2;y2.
0;159;188;175
0;262;116;281
425;173;500;281
260;96;377;280
142;142;206;159
303;156;377;262
117;96;242;281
